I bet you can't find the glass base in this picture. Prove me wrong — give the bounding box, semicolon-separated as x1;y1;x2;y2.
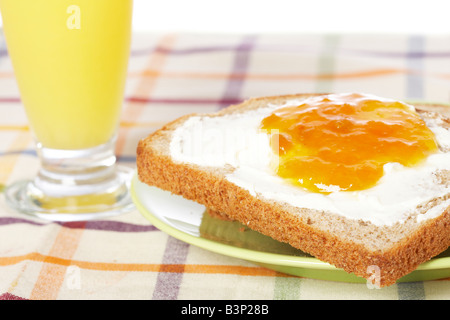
5;165;134;221
4;137;135;222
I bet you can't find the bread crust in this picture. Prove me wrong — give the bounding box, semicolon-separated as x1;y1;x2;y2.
136;93;450;287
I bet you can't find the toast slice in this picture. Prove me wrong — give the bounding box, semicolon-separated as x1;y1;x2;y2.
136;93;450;287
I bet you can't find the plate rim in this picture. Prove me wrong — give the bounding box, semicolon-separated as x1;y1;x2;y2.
131;174;450;273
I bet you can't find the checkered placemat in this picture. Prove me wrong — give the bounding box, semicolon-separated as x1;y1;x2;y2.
0;31;450;300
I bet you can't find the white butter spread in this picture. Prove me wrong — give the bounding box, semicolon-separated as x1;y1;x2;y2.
169;98;450;226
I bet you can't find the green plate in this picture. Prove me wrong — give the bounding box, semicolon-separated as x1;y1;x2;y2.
131;174;450;285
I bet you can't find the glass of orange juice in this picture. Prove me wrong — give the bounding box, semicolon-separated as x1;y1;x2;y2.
0;0;135;221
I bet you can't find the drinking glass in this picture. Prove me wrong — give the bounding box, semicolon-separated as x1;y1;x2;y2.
0;0;135;221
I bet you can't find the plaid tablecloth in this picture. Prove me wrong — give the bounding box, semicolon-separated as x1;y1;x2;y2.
0;31;450;300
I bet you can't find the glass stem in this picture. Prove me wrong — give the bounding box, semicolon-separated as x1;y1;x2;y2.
35;136;119;197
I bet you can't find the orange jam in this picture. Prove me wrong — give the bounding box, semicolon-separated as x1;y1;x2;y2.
260;93;439;193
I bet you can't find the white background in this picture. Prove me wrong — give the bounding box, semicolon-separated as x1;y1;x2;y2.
0;0;450;34
132;0;449;34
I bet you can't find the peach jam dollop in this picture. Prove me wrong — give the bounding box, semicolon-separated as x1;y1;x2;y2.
260;93;439;193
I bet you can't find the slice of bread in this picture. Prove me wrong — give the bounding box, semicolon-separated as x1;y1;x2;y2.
136;93;450;287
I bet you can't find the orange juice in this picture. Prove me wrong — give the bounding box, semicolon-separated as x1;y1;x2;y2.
0;0;132;149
